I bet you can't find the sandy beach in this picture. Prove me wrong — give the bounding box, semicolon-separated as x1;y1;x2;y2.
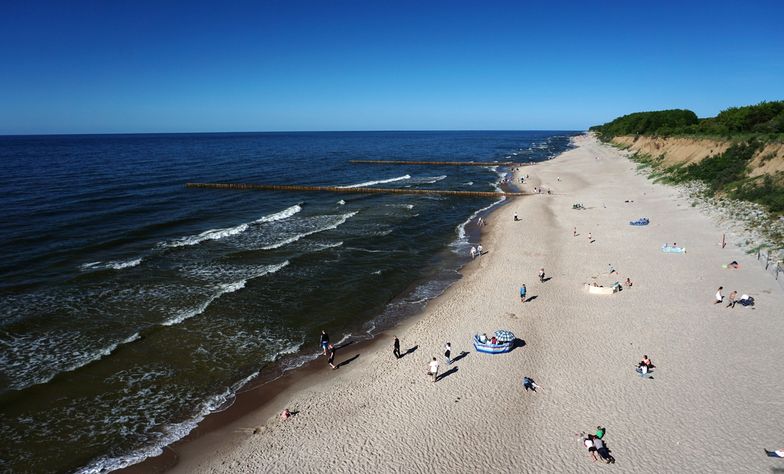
165;134;784;473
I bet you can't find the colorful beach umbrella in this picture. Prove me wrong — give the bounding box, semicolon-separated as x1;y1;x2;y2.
494;330;515;343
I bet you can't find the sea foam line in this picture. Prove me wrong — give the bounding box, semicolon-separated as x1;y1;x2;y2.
338;175;410;188
6;333;142;392
161;204;302;248
80;258;143;271
162;261;289;327
259;212;357;251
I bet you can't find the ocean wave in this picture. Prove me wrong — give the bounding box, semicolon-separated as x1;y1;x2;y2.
79;258;142;272
385;203;415;209
0;332;141;392
409;175;446;184
161;204;302;248
254;204;302;223
338;175;410;188
75;370;260;474
258;212;357;250
162;261;289;327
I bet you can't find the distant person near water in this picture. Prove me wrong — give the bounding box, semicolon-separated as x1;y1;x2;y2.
477;244;484;255
470;246;477;259
393;336;401;359
328;344;336;369
320;330;329;356
520;284;527;303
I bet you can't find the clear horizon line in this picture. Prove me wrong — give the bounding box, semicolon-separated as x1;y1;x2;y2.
0;128;587;138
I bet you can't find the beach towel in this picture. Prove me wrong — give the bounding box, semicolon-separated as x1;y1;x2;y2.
629;217;649;226
661;245;686;253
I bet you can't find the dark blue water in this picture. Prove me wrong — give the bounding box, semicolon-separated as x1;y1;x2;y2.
0;131;576;472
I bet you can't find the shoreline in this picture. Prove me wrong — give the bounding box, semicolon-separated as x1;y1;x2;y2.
130;134;784;473
119;156;526;474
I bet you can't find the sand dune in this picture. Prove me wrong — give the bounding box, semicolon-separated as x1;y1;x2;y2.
170;134;784;473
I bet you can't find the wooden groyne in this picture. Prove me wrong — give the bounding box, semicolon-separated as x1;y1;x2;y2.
349;160;523;166
186;182;526;198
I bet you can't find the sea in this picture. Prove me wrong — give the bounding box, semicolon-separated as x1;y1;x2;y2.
0;131;576;472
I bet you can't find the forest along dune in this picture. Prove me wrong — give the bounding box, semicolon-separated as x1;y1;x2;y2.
172;134;784;473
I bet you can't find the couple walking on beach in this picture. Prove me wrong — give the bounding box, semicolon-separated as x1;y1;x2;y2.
426;342;454;382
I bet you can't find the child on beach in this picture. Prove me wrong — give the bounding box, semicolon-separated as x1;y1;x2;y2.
538;268;545;283
520;284;527;303
320;330;330;356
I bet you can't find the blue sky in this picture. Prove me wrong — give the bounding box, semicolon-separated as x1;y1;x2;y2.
1;1;782;134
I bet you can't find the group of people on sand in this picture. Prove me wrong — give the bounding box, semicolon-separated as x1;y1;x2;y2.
715;287;754;308
636;354;655;377
578;427;616;464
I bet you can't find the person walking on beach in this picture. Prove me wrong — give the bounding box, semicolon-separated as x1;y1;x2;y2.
444;342;452;365
428;357;439;382
588;232;592;242
520;284;527;303
327;344;336;369
573;227;577;237
727;290;738;308
715;286;724;304
477;244;484;256
514;211;519;221
522;377;540;391
608;264;617;275
538;268;545;283
470;246;477;259
393;336;401;359
320;330;330;356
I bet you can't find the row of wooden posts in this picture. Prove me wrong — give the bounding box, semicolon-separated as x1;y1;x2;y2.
187;160;528;198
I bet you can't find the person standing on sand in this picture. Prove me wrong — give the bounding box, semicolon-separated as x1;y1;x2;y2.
320;330;330;356
588;232;592;242
328;344;336;369
470;246;477;259
573;227;577;237
715;286;724;304
393;336;401;359
727;290;738;308
428;357;439;382
444;342;452;365
477;244;484;256
514;211;519;221
538;268;545;283
520;284;527;303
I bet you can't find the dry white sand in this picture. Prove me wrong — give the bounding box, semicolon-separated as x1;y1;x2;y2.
171;134;784;473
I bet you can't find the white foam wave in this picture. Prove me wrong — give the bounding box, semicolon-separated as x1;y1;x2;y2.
162;261;289;326
339;175;410;188
2;333;141;392
259;212;357;250
163;223;249;248
162;204;302;248
80;258;142;271
76;370;260;474
254;204;302;223
337;200;346;205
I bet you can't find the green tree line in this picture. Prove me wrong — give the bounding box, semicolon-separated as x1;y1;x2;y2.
590;101;784;138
